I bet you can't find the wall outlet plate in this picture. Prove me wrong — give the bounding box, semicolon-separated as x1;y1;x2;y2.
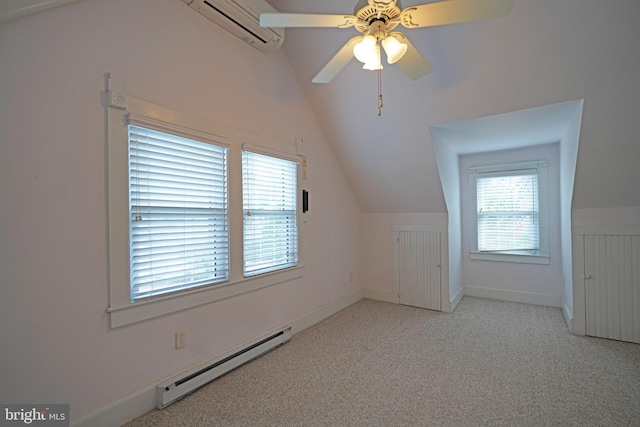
175;330;186;349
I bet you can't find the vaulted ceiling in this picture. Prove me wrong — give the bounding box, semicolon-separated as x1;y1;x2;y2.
268;0;640;213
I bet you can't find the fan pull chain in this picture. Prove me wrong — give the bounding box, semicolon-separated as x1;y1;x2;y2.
377;52;383;116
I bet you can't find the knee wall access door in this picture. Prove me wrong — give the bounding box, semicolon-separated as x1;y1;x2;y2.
393;225;444;311
582;233;640;344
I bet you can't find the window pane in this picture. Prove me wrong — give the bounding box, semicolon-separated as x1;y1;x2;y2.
129;125;229;301
242;151;298;276
477;173;539;252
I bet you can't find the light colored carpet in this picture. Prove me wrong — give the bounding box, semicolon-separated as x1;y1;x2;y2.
125;297;640;426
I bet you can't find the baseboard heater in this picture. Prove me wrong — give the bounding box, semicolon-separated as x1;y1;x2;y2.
156;327;291;409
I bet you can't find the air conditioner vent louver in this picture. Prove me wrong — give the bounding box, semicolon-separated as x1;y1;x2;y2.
182;0;284;53
203;0;267;44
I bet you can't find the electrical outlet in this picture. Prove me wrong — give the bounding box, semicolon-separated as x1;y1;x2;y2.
175;330;186;349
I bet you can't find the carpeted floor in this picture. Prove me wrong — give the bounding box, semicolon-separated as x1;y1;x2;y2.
125;297;640;426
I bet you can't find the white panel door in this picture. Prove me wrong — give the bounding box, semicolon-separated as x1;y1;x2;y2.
584;234;640;344
396;230;442;311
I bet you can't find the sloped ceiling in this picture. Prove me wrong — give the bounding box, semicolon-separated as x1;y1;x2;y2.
268;0;640;213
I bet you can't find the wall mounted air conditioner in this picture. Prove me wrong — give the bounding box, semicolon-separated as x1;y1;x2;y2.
182;0;284;53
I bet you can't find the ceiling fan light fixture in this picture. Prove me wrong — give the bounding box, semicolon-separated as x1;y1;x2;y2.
362;44;383;70
264;0;515;84
353;34;378;64
381;35;407;64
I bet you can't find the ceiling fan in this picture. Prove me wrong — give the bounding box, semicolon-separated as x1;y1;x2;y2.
260;0;514;84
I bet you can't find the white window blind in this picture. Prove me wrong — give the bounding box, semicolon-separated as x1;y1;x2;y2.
476;169;539;253
128;124;228;301
242;150;298;276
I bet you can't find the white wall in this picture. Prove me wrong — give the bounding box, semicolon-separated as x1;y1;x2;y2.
559;103;583;319
0;0;361;423
572;207;640;226
430;133;463;309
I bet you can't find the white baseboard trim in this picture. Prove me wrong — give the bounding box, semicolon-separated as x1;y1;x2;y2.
289;290;364;334
365;288;462;315
72;385;156;427
463;285;563;308
72;290;364;427
561;297;574;333
449;286;464;313
363;289;397;304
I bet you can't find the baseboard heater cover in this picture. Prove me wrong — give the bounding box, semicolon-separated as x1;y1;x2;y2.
156;327;291;409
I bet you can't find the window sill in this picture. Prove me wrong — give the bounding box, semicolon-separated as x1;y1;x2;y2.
107;265;305;328
469;251;550;265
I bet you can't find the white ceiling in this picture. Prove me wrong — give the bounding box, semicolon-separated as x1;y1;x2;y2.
268;0;640;213
430;99;581;155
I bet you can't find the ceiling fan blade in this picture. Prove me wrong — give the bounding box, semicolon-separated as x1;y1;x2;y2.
390;32;433;80
312;36;362;84
260;13;357;29
400;0;514;29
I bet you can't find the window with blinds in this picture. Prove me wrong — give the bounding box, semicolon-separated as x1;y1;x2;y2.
242;150;298;277
476;169;539;253
128;124;229;301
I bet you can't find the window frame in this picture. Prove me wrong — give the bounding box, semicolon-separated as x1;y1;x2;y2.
468;160;550;265
106;91;304;328
127;120;230;302
241;147;300;277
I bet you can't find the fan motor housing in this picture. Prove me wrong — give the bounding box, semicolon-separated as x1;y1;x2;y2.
354;0;402;33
